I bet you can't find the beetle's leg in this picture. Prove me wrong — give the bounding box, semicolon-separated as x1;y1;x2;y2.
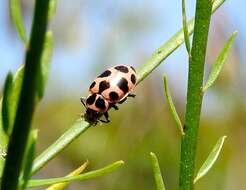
128;93;136;98
99;119;110;123
118;97;127;104
103;112;110;123
80;97;87;108
110;104;119;110
99;112;110;123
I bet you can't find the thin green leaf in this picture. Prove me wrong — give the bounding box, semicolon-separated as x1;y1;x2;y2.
163;76;184;136
1;72;13;135
194;136;227;184
9;0;27;43
0;74;11;175
6;65;24;136
20;130;38;190
37;31;53;99
31;119;91;175
150;152;166;190
48;0;57;20
0;66;25;150
0;98;9;147
182;0;191;54
136;0;225;84
28;161;124;188
203;31;237;92
46;161;89;190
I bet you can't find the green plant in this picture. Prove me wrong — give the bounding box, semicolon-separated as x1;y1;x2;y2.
0;0;235;189
160;0;236;190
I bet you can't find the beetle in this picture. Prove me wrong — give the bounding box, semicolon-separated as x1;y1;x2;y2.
81;64;137;124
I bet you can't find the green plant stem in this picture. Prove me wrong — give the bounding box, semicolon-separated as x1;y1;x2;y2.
179;0;213;190
29;0;225;177
0;1;50;190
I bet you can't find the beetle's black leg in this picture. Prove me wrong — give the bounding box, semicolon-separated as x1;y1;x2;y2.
118;97;127;104
103;112;110;122
99;112;110;123
99;119;110;123
128;93;136;98
80;97;86;108
110;104;119;110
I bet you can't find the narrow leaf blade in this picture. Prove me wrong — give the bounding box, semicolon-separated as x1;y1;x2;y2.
37;31;53;99
182;0;191;54
163;76;184;136
9;0;27;43
0;66;25;156
150;152;166;190
0;101;8;177
2;72;13;135
28;161;124;188
194;136;227;183
46;161;89;190
203;31;237;91
8;65;24;136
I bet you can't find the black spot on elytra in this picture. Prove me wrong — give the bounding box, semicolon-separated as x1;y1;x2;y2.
99;81;110;93
95;97;106;110
86;93;96;105
115;65;129;73
130;66;136;72
131;74;136;84
98;70;111;78
109;91;119;101
117;78;129;94
89;81;96;89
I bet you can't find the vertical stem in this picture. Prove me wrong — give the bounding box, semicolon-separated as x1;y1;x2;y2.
1;1;50;190
179;0;212;189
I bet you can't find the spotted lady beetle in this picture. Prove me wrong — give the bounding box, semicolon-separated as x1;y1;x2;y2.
81;65;137;124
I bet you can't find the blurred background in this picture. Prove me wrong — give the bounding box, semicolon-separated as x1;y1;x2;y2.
0;0;246;189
